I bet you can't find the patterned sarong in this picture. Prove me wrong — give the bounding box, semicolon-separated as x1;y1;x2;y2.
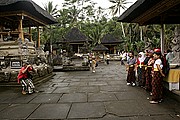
152;71;163;101
127;66;135;83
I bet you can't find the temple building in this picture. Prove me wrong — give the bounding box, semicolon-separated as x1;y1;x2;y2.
61;27;92;53
101;34;123;54
0;0;56;83
0;0;56;56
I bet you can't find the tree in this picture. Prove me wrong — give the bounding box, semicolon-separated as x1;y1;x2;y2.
109;0;131;38
43;1;58;17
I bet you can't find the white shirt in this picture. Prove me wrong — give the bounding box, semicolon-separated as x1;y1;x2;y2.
154;59;163;69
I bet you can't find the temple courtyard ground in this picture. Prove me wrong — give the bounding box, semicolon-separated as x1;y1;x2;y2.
0;61;180;120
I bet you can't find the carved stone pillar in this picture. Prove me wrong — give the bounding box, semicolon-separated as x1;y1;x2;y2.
172;26;180;65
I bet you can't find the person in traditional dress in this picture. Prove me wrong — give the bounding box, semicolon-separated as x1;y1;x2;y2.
142;50;150;88
145;50;154;93
136;52;146;87
91;56;96;73
106;53;110;65
17;62;35;95
150;52;165;104
126;51;136;86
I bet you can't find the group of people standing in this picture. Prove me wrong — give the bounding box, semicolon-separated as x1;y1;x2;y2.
126;49;168;104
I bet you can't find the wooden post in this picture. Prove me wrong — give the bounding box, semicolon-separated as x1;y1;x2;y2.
29;27;32;42
37;26;40;48
161;24;165;55
78;45;80;53
114;46;116;54
18;16;24;41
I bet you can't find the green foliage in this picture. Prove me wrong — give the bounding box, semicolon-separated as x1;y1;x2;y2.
38;0;178;53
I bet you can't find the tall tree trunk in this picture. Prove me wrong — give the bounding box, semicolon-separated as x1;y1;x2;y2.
140;26;143;41
121;22;125;38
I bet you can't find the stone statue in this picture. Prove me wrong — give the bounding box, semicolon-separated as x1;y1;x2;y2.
171;27;180;65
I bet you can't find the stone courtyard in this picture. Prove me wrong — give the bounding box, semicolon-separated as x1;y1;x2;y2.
0;61;179;120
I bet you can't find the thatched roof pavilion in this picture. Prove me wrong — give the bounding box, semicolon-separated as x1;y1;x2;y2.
0;0;57;48
0;0;56;27
58;27;92;53
101;34;122;54
63;27;91;43
118;0;180;25
101;34;122;44
92;44;109;52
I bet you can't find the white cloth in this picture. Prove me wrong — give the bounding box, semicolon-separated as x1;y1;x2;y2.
122;53;127;60
138;52;145;62
154;59;163;69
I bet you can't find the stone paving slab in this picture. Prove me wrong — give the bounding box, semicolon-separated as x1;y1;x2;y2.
29;93;62;103
0;104;39;119
130;115;180;120
50;82;69;87
89;81;108;86
104;100;145;116
38;87;56;93
139;100;176;115
68;102;106;119
59;93;87;103
99;85;137;92
77;86;99;93
69;82;88;87
28;104;70;119
99;85;124;92
0;93;20;103
0;104;9;112
50;79;65;82
88;93;118;102
68;78;81;82
80;78;97;82
151;115;180;120
11;94;38;104
115;91;143;100
107;80;125;85
88;114;131;120
53;87;77;94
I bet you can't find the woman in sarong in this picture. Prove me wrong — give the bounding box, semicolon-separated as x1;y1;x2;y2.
150;52;165;104
145;50;154;93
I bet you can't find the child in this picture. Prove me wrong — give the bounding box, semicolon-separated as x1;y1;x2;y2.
150;52;165;104
126;52;136;86
17;62;35;94
91;56;96;73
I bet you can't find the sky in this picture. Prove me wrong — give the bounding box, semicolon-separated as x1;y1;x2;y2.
32;0;137;15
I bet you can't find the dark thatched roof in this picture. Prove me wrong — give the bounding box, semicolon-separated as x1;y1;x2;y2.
101;34;123;44
92;44;109;51
64;27;92;43
0;0;57;27
118;0;180;25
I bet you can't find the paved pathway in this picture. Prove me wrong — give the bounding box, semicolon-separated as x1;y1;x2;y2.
0;61;180;120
